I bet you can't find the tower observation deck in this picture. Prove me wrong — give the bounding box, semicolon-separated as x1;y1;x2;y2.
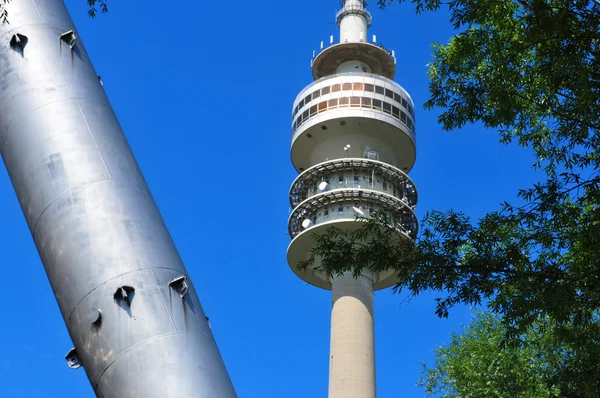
286;1;418;397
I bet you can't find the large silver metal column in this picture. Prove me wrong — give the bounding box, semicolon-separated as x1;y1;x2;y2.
0;1;237;397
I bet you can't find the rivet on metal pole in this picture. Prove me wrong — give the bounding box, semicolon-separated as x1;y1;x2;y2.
88;308;102;325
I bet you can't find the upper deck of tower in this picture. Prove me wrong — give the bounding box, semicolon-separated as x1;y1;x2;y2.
311;0;396;80
290;0;416;174
286;0;419;292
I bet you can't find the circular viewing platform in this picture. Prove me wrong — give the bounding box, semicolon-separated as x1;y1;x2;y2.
290;73;417;173
288;187;418;239
312;42;396;80
292;73;415;134
289;158;418;209
287;219;416;291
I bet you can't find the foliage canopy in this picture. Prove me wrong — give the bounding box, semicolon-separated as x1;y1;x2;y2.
300;0;600;395
0;0;110;23
420;312;557;398
420;311;600;397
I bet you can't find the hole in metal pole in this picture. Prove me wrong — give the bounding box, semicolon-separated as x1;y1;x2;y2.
9;34;28;51
60;30;77;49
169;276;189;298
113;286;135;307
65;348;81;369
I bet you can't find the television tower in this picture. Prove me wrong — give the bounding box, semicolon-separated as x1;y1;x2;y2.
287;1;418;396
0;1;236;396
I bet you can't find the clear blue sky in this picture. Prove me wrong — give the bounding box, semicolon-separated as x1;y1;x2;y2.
0;0;543;396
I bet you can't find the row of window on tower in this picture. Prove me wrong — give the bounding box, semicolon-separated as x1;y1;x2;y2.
293;82;415;120
313;204;381;221
294;203;414;236
291;96;415;134
307;173;410;203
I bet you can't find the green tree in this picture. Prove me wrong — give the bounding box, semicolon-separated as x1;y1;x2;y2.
0;0;110;22
420;312;558;398
300;0;600;394
85;0;109;18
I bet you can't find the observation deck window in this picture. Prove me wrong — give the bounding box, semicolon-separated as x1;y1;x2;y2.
292;88;416;135
383;181;388;191
354;175;360;185
338;206;344;215
293;77;415;120
324;210;329;218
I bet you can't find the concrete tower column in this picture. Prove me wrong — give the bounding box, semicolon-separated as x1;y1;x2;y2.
288;0;417;397
339;0;369;43
329;272;376;398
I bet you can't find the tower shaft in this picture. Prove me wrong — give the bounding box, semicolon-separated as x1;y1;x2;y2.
338;0;370;43
329;273;376;398
287;0;418;396
0;1;236;396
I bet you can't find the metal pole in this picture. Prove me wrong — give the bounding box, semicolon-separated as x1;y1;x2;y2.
0;1;237;397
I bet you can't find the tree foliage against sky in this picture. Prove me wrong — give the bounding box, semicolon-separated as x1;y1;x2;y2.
420;312;558;398
0;0;9;23
301;0;600;395
85;0;109;18
0;0;109;22
420;311;600;397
